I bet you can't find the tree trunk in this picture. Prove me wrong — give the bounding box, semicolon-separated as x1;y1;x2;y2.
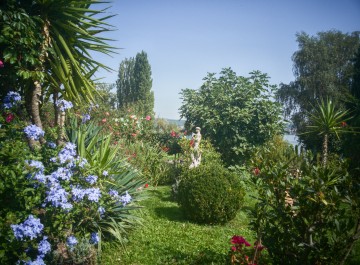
29;81;45;145
56;111;66;145
322;134;328;166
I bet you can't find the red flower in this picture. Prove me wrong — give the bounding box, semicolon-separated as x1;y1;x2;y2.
145;115;151;121
131;133;137;137
341;121;347;127
144;183;149;188
231;246;237;252
5;113;15;123
170;130;176;137
253;167;260;176
231;235;251;247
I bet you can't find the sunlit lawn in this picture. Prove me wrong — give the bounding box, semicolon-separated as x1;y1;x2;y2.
101;185;257;265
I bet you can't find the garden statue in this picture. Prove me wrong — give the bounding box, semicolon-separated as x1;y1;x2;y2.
189;127;202;168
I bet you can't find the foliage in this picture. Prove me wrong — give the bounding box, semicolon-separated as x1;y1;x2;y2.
277;30;360;150
0;101;145;264
116;51;154;116
177;162;245;224
249;138;359;264
180;67;284;165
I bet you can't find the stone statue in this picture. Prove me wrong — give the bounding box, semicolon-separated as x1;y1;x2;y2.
189;127;202;168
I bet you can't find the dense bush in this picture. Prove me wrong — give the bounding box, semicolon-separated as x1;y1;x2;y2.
249;137;359;264
177;162;244;224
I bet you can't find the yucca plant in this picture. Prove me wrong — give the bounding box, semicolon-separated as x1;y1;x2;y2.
66;115;146;246
304;99;352;166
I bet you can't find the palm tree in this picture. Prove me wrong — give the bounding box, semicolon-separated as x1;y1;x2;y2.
305;99;351;166
1;1;115;145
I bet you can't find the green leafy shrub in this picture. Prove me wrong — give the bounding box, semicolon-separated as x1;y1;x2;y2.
249;138;359;264
177;162;245;224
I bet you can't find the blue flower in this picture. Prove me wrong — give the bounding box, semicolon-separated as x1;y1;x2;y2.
50;167;73;181
108;189;120;200
47;141;56;149
85;175;98;185
85;188;101;202
82;113;91;123
23;256;46;265
98;206;105;216
3;91;21;109
11;215;44;241
44;185;72;210
24;125;45;141
66;235;78;248
120;191;132;206
57;142;77;164
102;170;109;176
71;186;87;202
78;157;88;168
38;236;51;258
56;99;73;112
26;160;44;171
90;232;99;244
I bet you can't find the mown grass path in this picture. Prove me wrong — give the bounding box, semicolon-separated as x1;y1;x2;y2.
102;185;255;265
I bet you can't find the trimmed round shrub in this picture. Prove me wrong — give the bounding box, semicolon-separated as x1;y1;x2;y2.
177;163;245;224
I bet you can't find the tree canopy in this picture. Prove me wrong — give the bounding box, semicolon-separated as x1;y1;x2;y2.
116;51;154;116
277;30;360;150
180;68;284;165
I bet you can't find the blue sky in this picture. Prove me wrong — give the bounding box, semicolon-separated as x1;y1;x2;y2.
93;0;360;119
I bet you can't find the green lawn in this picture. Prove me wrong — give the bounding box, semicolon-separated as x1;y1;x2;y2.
101;186;256;265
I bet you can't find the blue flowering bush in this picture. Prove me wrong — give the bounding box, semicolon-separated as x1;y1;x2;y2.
0;93;145;264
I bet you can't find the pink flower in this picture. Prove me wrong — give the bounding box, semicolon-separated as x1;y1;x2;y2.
231;235;251;247
102;118;107;123
231;246;237;252
145;115;151;121
0;60;4;68
170;130;176;137
131;133;137;137
5;113;15;123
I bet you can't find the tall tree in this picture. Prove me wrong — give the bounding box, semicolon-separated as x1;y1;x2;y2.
277;30;360;151
116;57;135;109
116;51;154;115
133;51;154;115
180;68;284;165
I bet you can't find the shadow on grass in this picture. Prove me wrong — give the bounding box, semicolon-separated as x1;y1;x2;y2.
154;206;186;222
150;187;175;203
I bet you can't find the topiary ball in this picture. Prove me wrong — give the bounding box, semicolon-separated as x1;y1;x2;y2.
177;163;244;224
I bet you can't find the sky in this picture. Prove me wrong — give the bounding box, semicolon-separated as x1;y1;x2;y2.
93;0;360;120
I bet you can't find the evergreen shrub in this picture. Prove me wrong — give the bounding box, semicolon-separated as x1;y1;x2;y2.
177;162;244;224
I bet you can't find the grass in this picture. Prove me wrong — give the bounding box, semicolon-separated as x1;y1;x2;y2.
101;185;256;265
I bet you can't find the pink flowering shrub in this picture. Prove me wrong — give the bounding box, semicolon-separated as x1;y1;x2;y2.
229;235;266;265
